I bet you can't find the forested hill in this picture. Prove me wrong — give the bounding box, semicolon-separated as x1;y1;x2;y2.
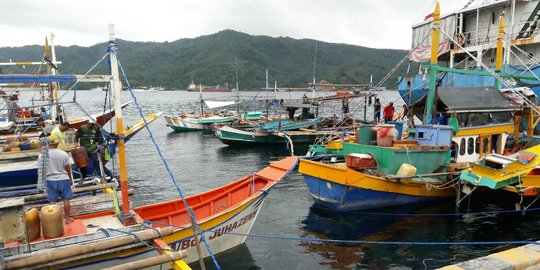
0;30;409;89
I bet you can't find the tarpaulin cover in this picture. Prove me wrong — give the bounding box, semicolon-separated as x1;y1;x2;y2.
437;87;520;112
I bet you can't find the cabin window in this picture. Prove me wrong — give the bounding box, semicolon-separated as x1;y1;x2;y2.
467;138;474;155
418;132;425;139
459;138;466;156
475;138;480;154
451;141;458;161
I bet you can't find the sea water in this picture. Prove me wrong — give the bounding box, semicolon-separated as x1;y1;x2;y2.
20;89;540;269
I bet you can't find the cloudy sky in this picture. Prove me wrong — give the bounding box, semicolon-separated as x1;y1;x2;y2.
1;0;469;50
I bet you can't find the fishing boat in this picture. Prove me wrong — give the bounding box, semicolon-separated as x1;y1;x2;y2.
165;85;239;132
215;117;323;146
164;113;237;132
186;81;232;92
298;3;540;211
460;144;540;189
0;25;298;269
0;112;163;192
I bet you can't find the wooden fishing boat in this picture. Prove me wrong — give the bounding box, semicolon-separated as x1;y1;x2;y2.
299;143;455;211
215;118;323;146
460;144;540;190
0;112;163;192
164;114;236;132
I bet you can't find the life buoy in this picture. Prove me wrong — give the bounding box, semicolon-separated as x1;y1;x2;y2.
456;33;466;47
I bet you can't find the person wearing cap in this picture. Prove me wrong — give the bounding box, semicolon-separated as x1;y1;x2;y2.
383;102;395;123
37;137;74;224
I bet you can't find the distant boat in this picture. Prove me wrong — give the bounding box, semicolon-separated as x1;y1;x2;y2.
186;81;232;92
148;86;165;91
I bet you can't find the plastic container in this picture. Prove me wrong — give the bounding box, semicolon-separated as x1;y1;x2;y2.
396;163;417;177
346;153;377;169
41;205;64;238
19;141;31;151
357;124;376;144
387;121;403;140
71;147;89;168
29;139;41;149
25;208;41;241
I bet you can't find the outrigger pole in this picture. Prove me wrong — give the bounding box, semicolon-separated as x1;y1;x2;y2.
107;24;131;221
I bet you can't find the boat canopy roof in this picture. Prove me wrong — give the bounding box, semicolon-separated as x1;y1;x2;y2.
412;87;520;113
438;87;520;112
279;102;318;109
203;100;238;109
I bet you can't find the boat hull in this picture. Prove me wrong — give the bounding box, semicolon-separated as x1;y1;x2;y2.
67;194;266;269
216;126;318;146
303;175;445;211
298;158;454;211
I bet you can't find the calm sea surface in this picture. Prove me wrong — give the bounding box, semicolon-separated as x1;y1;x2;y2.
17;89;540;269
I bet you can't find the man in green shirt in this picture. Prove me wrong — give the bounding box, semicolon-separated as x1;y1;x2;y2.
76;122;102;180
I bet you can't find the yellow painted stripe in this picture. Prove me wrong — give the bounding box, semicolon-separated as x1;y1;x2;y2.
437;265;465;270
489;246;540;269
455;124;513;136
15;62;33;65
299;159;453;197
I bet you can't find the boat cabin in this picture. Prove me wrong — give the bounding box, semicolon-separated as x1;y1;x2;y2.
410;86;521;163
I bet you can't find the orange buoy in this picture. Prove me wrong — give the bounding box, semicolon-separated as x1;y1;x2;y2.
25;208;41;241
41;205;64;238
71;147;89;168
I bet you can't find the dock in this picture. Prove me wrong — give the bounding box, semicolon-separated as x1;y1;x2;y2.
439;243;540;270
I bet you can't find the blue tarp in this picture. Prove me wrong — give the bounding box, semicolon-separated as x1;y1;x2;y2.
0;74;77;83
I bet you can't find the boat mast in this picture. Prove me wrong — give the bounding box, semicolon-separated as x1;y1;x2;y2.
199;84;204;117
505;0;516;66
423;2;440;125
235;57;240;114
312;41;317;99
108;24;130;221
266;69;269;116
495;13;505;89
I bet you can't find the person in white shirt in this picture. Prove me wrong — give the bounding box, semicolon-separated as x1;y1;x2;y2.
37;137;75;224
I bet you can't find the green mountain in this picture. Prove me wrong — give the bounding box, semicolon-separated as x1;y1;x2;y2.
0;30;408;89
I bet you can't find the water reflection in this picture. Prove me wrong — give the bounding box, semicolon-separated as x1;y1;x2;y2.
190;243;260;270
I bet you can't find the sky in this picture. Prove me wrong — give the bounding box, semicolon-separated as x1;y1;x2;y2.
1;0;471;50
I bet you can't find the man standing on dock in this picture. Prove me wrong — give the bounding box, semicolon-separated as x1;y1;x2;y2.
37;137;74;224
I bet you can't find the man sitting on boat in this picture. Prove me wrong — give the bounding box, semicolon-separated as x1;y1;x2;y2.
37;137;74;224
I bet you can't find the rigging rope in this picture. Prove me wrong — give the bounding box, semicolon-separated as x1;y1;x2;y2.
113;50;221;270
145;219;540;246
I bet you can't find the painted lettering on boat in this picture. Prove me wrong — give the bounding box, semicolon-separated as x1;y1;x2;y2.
172;210;258;251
